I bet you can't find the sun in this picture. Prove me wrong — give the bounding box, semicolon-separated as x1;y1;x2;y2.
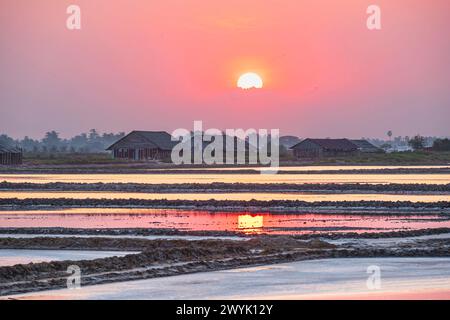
237;72;263;90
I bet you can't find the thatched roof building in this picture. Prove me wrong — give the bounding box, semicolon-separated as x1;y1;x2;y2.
106;131;175;161
0;143;23;165
350;140;383;153
290;138;358;159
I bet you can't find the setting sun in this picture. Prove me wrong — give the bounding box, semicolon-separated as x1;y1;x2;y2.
237;72;263;90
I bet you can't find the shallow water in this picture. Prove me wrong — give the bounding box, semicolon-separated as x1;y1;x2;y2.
1;173;449;184
0;249;135;267
5;257;450;299
160;165;450;172
0;234;244;241
0;208;449;235
1;191;449;202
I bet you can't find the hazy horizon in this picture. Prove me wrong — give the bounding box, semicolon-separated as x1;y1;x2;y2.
2;128;449;142
1;0;449;139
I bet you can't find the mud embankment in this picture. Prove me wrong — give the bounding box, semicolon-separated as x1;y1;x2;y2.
1;198;449;215
1;226;450;240
1;167;449;174
1;182;449;194
0;237;335;296
0;227;247;238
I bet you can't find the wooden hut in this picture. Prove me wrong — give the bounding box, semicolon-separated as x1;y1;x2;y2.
350;140;383;153
0;143;23;165
106;131;176;161
290;138;358;159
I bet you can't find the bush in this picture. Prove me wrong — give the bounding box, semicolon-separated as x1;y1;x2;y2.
408;135;425;150
432;138;450;151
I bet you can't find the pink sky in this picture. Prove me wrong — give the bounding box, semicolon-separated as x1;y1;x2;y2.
1;0;449;139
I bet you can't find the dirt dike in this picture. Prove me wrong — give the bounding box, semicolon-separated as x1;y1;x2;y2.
1;181;449;193
1;226;450;240
1;167;449;174
1;198;449;215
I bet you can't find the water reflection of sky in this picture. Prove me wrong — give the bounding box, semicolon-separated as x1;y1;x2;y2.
238;215;264;234
0;209;449;235
0;173;449;184
0;191;449;202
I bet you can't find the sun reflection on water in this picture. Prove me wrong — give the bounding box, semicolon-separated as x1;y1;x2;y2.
237;214;264;234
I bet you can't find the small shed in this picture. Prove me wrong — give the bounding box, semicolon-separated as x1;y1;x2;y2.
290;138;358;159
0;143;23;165
106;131;176;161
350;140;383;153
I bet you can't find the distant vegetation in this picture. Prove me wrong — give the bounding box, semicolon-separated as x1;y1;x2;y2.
408;135;426;151
366;135;438;152
303;151;450;165
432;138;450;152
402;135;450;152
1;131;449;166
0;130;125;154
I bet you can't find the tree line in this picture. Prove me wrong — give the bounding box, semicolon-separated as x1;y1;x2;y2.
1;131;449;154
367;135;450;152
407;135;450;151
0;130;125;153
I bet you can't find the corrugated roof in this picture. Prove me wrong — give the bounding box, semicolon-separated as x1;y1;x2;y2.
291;138;358;151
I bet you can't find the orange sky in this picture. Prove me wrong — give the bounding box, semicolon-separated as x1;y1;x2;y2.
1;0;449;138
